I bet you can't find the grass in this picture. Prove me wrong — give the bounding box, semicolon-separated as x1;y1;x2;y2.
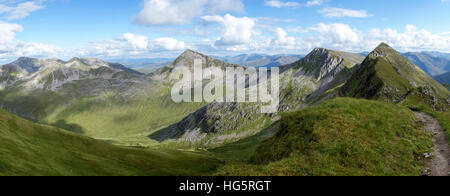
0;108;221;176
444;84;450;91
216;98;432;176
341;57;413;102
45;91;206;146
0;85;206;147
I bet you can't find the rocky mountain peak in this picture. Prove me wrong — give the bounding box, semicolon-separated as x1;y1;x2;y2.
369;43;397;58
79;57;109;67
297;48;364;81
309;48;332;57
10;57;42;73
177;49;207;60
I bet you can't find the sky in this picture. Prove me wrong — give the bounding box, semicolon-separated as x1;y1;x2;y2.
1;0;450;63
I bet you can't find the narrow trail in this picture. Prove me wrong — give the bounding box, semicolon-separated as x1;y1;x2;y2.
414;112;450;176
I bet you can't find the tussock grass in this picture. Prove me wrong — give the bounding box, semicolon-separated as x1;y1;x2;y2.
216;98;432;176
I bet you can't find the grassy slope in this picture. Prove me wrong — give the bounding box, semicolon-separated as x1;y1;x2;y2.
45;88;206;146
0;85;206;147
444;84;450;91
216;98;432;176
0;108;220;176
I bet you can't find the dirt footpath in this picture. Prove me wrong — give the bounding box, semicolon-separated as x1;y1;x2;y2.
414;112;450;176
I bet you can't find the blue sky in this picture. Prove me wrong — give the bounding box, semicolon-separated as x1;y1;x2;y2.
1;0;450;62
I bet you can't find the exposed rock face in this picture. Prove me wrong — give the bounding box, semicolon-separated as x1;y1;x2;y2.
0;57;145;92
283;48;365;105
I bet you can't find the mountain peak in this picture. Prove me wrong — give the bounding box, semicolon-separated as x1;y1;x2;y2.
377;42;392;48
68;57;82;63
10;57;42;73
341;44;449;110
369;42;398;58
178;49;207;59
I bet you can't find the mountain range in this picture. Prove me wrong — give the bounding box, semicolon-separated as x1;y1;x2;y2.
0;43;449;176
218;54;303;68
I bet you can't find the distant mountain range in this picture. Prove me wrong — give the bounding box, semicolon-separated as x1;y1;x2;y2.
217;54;304;68
435;71;450;84
403;52;450;76
108;58;173;74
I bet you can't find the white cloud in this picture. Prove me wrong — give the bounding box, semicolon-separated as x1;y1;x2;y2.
364;25;450;52
319;7;371;18
0;20;62;62
306;23;361;51
284;23;450;53
123;33;149;49
134;0;244;26
311;23;360;44
306;0;324;7
77;33;187;57
0;20;23;43
271;27;298;50
265;0;300;8
202;14;256;47
0;0;44;20
152;37;186;50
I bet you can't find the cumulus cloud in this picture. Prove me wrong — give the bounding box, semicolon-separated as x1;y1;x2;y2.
0;0;45;20
319;7;372;18
152;37;186;50
77;33;186;57
306;0;324;7
202;14;256;47
364;25;450;52
0;20;62;62
290;23;450;53
134;0;244;26
310;23;360;45
0;20;23;43
265;0;300;8
270;27;298;50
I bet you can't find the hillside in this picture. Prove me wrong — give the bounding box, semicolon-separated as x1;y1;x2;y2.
216;98;432;176
0;108;220;176
340;43;450;111
434;71;450;84
403;52;450;76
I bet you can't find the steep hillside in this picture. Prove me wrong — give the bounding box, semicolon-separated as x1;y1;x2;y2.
0;108;220;176
216;98;432;176
0;54;208;146
434;71;450;84
403;52;450;76
340;43;450;111
151;48;364;146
